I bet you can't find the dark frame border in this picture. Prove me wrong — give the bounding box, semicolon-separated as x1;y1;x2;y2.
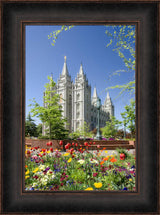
1;1;159;214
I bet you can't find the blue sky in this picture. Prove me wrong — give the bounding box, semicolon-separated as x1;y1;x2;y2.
26;25;135;125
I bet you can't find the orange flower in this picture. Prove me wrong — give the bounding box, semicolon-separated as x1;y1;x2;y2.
100;161;104;165
110;157;117;163
103;157;109;161
103;147;106;150
25;165;28;168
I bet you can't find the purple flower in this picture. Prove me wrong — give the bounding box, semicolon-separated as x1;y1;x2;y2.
45;167;50;171
123;187;128;190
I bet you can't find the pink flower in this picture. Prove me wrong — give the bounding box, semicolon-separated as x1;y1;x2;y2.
93;173;98;177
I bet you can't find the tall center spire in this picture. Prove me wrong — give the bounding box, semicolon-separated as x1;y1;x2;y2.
62;56;68;75
79;63;84;75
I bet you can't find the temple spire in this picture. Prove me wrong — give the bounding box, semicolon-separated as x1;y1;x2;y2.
79;63;84;75
62;56;68;75
107;91;110;99
93;86;98;98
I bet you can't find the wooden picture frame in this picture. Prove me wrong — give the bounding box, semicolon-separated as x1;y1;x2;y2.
1;1;159;214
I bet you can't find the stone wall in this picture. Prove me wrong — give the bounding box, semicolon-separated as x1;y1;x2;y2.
25;138;135;150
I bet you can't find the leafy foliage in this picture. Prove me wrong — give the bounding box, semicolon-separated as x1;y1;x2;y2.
69;121;93;139
121;99;135;138
48;25;74;46
25;113;37;137
105;25;135;95
29;76;68;139
101;116;122;138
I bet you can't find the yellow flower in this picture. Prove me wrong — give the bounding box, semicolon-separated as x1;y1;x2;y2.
94;182;102;188
110;155;113;157
25;170;29;175
47;150;50;154
85;187;93;191
63;153;69;156
25;175;30;179
105;150;108;154
129;178;132;182
67;158;72;163
32;168;39;173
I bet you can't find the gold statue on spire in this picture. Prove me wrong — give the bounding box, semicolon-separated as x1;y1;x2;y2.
64;56;67;62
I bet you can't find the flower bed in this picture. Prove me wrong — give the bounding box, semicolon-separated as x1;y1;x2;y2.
25;143;136;191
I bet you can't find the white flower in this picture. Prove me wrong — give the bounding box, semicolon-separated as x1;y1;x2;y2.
78;159;85;165
90;159;99;164
32;183;37;187
39;164;45;171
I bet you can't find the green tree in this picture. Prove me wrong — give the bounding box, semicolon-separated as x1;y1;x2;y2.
105;25;135;95
69;121;92;140
121;99;135;139
25;113;37;137
101;116;121;139
36;123;42;137
29;76;68;139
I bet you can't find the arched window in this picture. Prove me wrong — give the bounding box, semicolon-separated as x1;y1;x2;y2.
76;111;80;119
77;93;80;101
76;121;80;129
77;103;80;111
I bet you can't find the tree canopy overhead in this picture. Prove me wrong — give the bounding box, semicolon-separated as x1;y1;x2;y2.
48;25;135;97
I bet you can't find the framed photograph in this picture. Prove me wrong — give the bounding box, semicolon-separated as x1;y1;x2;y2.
1;1;159;214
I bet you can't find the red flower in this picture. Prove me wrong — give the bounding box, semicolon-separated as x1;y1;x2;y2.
60;183;64;186
38;153;42;157
72;142;75;146
65;145;69;149
97;145;100;148
75;143;78;147
84;142;88;146
93;173;98;177
48;141;52;146
59;140;63;146
120;153;125;160
93;142;96;145
33;175;38;179
50;147;53;152
26;150;31;154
